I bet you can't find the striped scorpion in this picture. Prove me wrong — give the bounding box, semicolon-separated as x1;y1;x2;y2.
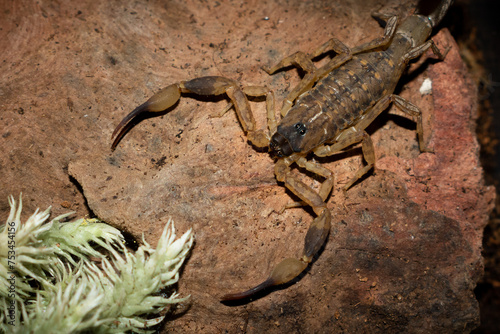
111;0;453;301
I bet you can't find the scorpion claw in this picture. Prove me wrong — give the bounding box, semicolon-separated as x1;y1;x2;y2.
111;84;182;150
221;258;308;301
220;278;274;301
221;207;331;301
111;102;148;150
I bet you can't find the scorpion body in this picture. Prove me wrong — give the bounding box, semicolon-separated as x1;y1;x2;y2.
111;0;453;301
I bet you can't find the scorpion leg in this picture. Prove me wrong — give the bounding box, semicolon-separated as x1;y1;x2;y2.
371;12;396;24
221;154;332;301
341;132;375;191
403;39;448;64
354;94;433;153
351;16;398;54
314;128;375;191
390;95;434;152
111;76;276;150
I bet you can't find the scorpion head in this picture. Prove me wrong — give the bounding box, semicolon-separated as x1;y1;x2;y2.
270;132;294;157
270;121;309;158
270;103;332;157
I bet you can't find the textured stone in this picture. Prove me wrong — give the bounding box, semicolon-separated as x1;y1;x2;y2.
0;0;494;332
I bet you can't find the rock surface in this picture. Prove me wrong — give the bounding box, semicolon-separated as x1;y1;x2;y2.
0;0;494;332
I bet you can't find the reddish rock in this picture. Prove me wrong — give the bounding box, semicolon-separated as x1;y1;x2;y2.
0;0;494;332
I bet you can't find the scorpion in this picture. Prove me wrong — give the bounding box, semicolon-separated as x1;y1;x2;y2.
111;0;453;301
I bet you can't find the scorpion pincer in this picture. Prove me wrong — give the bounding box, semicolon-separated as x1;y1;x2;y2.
111;0;453;301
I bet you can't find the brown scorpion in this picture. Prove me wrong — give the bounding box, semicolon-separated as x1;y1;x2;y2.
111;0;453;301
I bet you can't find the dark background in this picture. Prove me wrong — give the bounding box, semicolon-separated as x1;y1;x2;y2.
455;0;500;333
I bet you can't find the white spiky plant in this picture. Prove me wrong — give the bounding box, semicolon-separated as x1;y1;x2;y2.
0;195;193;334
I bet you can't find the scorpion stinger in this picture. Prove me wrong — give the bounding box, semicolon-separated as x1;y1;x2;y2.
112;0;454;302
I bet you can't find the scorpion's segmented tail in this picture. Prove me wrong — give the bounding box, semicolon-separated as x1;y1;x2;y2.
416;0;454;27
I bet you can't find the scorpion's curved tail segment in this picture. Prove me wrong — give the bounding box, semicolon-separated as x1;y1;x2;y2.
416;0;454;28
